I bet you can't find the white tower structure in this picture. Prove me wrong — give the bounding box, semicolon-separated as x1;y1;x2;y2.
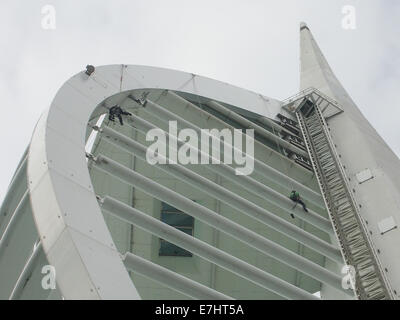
0;23;399;300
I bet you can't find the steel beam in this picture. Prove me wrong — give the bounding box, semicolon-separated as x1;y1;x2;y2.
122;252;234;300
100;196;318;300
158;91;323;206
132;95;325;213
207;100;308;158
118;112;333;233
0;156;27;226
99;125;342;262
0;190;29;259
9;241;43;300
91;154;346;283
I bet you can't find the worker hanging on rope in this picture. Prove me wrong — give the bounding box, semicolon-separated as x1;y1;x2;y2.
289;190;308;218
108;105;132;125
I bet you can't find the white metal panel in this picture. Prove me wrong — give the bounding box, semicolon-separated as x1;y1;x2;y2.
356;169;374;184
378;217;397;235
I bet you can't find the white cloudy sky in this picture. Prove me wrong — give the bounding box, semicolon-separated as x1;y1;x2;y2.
0;0;399;203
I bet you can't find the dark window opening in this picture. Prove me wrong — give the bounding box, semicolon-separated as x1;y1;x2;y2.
159;202;194;257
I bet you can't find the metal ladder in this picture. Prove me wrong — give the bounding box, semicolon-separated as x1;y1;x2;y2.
295;100;393;300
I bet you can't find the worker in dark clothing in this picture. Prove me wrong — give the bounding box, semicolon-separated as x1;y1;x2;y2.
109;105;132;125
289;190;308;218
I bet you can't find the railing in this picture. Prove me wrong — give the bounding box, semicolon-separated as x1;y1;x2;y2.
282;87;343;119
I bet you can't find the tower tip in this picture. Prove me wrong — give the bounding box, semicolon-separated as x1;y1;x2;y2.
300;22;309;31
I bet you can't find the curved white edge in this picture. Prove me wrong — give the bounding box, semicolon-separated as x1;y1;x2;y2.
27;64;282;299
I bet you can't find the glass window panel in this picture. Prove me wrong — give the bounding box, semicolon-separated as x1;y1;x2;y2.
159;240;192;257
159;202;194;257
161;212;194;227
161;202;181;212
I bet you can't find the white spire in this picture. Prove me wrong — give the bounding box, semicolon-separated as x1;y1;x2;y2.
299;23;348;101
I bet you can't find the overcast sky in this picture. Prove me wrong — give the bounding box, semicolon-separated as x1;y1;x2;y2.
0;0;399;203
